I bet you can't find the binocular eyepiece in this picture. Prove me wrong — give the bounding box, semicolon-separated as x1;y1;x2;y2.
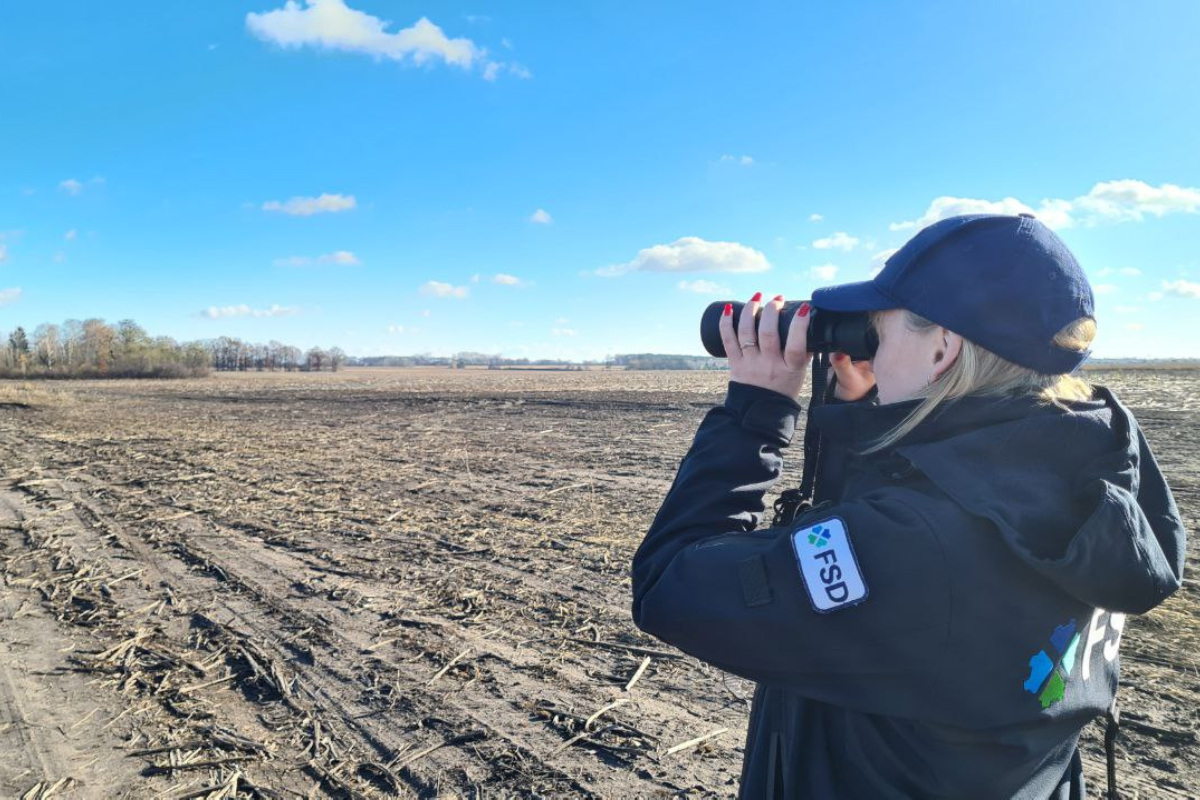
700;300;879;361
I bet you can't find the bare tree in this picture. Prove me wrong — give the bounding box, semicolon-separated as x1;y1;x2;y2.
32;324;60;369
81;319;116;374
61;319;84;369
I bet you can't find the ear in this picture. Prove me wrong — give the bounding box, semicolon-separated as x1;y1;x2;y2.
931;327;963;381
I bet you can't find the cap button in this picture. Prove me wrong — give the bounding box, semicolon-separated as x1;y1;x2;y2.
1018;212;1035;219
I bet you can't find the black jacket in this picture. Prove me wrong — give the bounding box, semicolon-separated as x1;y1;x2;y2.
631;380;1186;799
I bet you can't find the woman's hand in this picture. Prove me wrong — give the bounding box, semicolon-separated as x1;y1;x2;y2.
719;292;812;401
831;352;876;401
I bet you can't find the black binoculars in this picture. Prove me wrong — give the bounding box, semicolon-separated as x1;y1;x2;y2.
700;300;879;361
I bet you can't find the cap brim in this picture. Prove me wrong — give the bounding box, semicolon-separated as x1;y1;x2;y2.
810;280;897;312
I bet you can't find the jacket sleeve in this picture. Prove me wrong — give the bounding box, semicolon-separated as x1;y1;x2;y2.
631;380;802;611
631;381;952;717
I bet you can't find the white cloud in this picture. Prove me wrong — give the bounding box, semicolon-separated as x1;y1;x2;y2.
1118;267;1142;277
1033;199;1075;230
1093;284;1117;295
869;247;900;278
1073;180;1200;223
477;58;530;81
551;327;576;337
0;288;21;307
322;250;359;265
677;279;731;295
57;177;103;196
597;236;770;277
386;324;405;334
421;309;431;317
274;250;360;267
554;317;569;325
493;273;522;285
1125;322;1144;331
890;196;1041;231
719;154;754;166
0;244;6;263
891;180;1200;232
1161;279;1200;299
64;229;77;241
262;193;356;216
201;304;300;319
809;264;840;281
247;1;482;69
420;280;469;299
54;252;67;263
812;231;859;251
530;208;552;224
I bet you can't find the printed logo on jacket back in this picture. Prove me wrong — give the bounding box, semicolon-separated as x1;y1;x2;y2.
1022;609;1126;709
791;517;867;613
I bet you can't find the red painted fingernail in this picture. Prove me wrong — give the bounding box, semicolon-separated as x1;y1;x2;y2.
773;294;783;302
723;303;732;317
799;303;811;317
750;291;762;303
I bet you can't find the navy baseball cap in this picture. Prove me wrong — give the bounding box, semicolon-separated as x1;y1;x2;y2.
810;213;1095;374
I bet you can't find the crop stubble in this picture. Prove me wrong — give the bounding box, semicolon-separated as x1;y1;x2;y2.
0;368;1196;798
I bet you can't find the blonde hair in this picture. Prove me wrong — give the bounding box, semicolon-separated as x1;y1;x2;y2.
864;309;1096;453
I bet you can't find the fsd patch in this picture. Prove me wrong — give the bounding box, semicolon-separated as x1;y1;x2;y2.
790;517;867;613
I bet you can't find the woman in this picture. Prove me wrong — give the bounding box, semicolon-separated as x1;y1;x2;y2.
631;213;1186;799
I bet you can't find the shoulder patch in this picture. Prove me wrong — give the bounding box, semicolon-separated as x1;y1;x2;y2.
790;517;868;613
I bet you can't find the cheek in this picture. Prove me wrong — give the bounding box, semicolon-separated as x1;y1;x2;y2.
871;339;912;403
872;341;895;382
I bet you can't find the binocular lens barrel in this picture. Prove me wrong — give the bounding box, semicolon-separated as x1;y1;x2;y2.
700;300;879;361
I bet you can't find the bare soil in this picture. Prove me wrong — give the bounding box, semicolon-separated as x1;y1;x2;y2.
0;368;1196;799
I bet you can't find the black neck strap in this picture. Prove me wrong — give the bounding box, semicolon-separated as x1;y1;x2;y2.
772;351;832;527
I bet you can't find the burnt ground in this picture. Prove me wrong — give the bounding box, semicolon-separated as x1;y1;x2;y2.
0;367;1196;799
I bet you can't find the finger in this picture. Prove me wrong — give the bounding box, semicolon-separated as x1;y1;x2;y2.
850;359;877;385
757;295;784;358
738;291;762;350
830;352;855;381
783;302;812;370
718;302;741;364
831;351;876;400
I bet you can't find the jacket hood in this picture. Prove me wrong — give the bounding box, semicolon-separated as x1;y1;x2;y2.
813;386;1186;614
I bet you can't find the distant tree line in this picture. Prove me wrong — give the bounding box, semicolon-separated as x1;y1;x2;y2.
350;352;610;370
206;337;346;373
1084;358;1200;370
0;319;346;379
609;353;726;370
348;352;725;370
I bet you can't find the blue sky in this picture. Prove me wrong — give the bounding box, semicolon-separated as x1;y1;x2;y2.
2;1;1199;360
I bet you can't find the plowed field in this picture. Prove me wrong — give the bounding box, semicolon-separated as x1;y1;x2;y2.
0;368;1196;799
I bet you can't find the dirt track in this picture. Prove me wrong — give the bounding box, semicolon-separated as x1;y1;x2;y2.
0;368;1196;799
